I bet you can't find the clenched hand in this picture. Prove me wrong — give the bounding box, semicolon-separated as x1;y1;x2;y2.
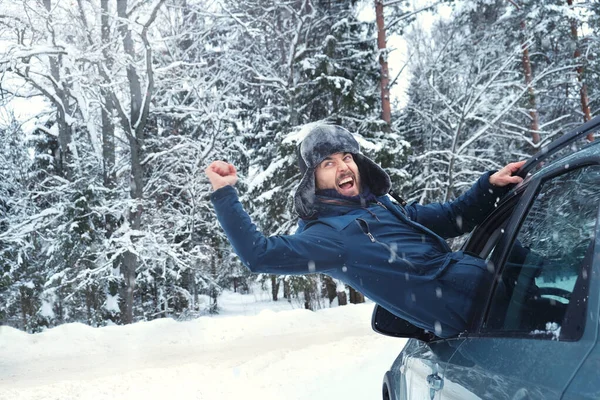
206;161;238;191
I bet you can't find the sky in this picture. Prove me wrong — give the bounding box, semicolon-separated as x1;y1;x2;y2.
0;288;407;400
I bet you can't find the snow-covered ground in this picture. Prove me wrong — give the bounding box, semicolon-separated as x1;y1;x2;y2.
0;290;407;400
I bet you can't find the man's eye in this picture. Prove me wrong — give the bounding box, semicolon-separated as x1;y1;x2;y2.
344;155;352;161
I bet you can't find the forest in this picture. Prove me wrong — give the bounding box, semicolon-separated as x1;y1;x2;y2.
0;0;597;332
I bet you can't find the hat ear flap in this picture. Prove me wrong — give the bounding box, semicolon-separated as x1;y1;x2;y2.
294;171;316;219
297;145;308;175
354;154;391;195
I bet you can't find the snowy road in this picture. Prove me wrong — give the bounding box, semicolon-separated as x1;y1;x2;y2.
0;296;406;400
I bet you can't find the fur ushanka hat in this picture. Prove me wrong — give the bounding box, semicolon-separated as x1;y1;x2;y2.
294;124;392;219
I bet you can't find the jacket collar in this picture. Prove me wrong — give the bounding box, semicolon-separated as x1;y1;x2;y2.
304;186;380;219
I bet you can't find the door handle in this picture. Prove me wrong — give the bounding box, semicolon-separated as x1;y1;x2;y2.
427;372;444;391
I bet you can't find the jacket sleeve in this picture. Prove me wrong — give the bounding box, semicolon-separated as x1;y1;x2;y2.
210;185;346;275
405;171;510;239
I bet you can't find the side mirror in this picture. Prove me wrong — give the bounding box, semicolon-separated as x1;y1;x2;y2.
371;304;437;342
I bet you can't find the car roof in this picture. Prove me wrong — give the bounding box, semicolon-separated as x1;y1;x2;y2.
496;117;600;209
518;115;600;178
534;139;600;177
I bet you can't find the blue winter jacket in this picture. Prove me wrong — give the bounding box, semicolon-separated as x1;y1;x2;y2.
210;172;508;338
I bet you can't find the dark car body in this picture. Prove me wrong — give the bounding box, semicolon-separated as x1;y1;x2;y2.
373;116;600;400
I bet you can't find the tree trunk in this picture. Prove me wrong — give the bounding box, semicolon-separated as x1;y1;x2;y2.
117;0;143;324
444;115;464;202
101;0;116;189
302;276;322;310
375;0;391;125
567;0;593;141
322;275;338;304
270;275;279;301
284;0;310;127
100;1;119;307
209;254;218;314
520;21;540;145
85;288;92;323
113;0;163;323
507;1;540;147
337;290;347;306
43;0;72;177
117;1;143;127
193;271;199;309
19;286;29;331
349;286;365;304
283;279;291;301
120;134;143;322
303;288;312;310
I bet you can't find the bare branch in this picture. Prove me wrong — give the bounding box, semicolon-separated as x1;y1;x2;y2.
133;0;166;132
385;2;441;30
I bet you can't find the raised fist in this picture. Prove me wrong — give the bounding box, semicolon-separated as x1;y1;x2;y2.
205;161;238;190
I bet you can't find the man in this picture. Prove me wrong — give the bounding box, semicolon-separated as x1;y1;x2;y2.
206;124;524;338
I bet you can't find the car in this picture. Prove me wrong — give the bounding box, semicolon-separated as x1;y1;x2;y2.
372;115;600;400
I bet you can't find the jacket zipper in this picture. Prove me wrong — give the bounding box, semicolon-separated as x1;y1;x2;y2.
356;218;375;241
376;201;387;210
356;218;401;263
378;197;451;253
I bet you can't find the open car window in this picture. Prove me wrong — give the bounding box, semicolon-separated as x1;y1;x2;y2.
482;165;600;340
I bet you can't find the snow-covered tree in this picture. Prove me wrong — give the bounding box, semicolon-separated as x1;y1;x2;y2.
0;0;242;328
397;0;595;210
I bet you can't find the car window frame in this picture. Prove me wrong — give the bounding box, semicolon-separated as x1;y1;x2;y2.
461;181;537;333
461;190;524;258
465;159;600;339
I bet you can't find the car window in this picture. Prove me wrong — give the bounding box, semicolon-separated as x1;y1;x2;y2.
484;165;600;340
481;219;509;262
463;192;522;259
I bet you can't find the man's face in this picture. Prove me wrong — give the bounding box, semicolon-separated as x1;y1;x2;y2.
314;152;361;197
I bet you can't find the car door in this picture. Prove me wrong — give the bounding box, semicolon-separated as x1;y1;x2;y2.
373;306;460;400
396;338;460;400
441;163;600;399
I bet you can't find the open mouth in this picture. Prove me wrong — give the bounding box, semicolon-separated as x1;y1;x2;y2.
337;176;355;191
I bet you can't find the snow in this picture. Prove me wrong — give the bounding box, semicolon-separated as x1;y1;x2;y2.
283;122;383;153
0;290;406;400
22;281;35;289
530;322;561;341
247;157;291;193
39;290;57;319
104;294;120;313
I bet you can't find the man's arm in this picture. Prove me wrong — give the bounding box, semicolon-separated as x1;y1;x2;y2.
206;161;346;275
406;161;525;239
